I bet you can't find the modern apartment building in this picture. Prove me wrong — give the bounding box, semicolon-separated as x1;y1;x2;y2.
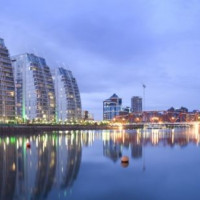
12;53;56;121
0;38;15;121
53;67;82;122
103;94;122;120
131;96;142;113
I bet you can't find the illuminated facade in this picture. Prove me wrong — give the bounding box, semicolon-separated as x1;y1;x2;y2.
103;94;122;120
0;38;15;121
131;96;142;113
12;54;56;121
53;67;82;122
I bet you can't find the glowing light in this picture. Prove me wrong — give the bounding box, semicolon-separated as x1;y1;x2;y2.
11;163;16;171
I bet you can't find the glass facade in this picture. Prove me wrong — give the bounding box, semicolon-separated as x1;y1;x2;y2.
52;67;82;122
103;94;122;120
12;54;56;121
0;38;15;121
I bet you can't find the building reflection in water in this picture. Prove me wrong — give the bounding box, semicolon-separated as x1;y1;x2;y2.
99;126;200;162
0;139;16;200
31;136;57;200
0;126;199;199
0;132;82;200
103;140;122;162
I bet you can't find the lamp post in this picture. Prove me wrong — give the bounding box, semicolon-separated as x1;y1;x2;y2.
142;84;146;111
142;84;146;171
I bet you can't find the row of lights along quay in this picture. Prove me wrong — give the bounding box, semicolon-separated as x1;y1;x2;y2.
103;94;200;129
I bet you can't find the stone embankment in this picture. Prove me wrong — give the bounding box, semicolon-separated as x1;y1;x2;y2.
0;123;192;135
0;124;144;134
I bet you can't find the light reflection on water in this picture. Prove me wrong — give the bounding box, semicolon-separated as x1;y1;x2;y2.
1;127;200;200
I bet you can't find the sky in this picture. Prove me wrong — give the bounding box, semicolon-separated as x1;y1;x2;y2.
0;0;200;120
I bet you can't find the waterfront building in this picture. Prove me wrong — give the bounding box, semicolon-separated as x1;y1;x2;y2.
12;53;56;122
131;96;142;113
0;38;15;121
82;110;94;121
119;106;130;116
168;106;188;113
52;67;82;122
103;94;122;120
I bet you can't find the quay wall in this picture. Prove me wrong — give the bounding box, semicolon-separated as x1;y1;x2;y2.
0;123;193;135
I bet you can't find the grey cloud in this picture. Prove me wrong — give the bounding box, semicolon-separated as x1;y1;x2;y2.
1;0;200;119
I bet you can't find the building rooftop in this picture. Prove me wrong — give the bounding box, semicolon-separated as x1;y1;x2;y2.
0;38;5;47
110;93;119;99
132;96;142;99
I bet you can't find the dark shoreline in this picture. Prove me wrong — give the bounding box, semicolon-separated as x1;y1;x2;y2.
0;123;193;135
0;124;143;135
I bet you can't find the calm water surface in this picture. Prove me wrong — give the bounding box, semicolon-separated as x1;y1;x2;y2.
1;127;200;200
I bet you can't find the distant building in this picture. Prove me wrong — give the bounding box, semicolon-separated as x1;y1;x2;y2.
52;67;82;122
176;107;188;113
82;110;94;121
168;107;188;113
103;94;122;120
119;107;130;116
12;53;56;121
167;107;175;112
131;96;142;113
0;38;15;121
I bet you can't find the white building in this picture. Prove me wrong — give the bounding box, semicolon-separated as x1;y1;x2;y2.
12;53;56;122
0;38;15;121
52;67;82;122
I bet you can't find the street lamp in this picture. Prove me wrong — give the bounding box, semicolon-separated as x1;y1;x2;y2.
142;84;146;111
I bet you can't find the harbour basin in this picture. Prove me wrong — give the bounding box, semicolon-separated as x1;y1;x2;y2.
1;127;200;200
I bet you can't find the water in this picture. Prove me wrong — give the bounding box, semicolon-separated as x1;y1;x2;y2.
1;127;200;200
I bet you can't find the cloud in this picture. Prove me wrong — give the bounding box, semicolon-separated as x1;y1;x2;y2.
1;0;200;119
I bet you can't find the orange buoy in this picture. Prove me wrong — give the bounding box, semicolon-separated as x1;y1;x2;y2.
121;156;129;163
26;142;31;149
121;156;129;168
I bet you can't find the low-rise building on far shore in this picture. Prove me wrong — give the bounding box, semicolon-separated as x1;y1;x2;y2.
82;110;94;121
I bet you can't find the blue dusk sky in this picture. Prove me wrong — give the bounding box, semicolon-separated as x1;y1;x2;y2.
0;0;200;120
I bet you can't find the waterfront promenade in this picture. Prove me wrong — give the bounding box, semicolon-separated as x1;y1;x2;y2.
0;122;197;134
